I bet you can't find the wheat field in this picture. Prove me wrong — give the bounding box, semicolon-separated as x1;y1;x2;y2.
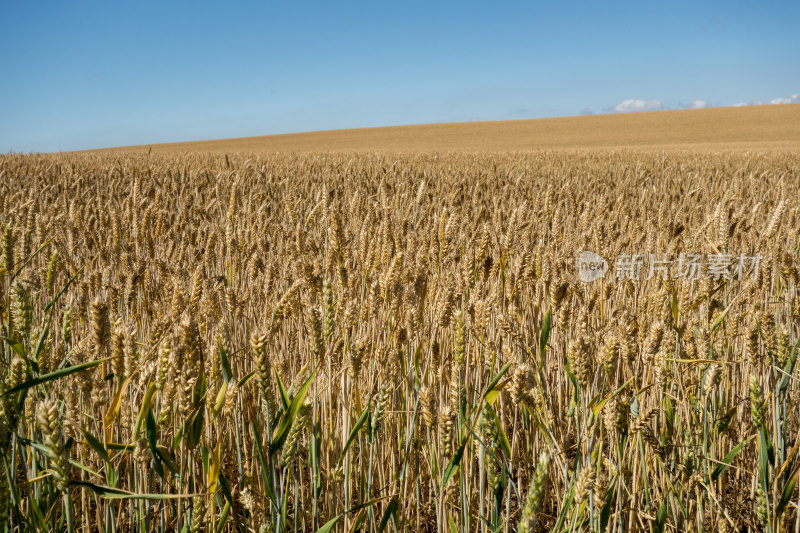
1;109;799;533
91;104;800;154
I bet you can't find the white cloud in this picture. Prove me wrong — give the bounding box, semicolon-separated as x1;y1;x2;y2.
771;93;800;104
600;92;797;115
613;99;664;113
726;99;763;107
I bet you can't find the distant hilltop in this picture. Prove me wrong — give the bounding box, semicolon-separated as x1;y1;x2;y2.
85;103;800;154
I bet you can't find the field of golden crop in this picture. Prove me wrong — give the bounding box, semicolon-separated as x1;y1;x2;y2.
93;104;800;154
1;120;799;532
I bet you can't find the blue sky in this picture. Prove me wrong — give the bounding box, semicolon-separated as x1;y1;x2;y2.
1;1;798;152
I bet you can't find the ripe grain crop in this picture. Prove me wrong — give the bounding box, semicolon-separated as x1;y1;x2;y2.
0;149;798;532
91;104;800;154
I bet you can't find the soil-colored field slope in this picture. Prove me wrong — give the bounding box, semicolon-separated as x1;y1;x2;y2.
96;103;800;153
